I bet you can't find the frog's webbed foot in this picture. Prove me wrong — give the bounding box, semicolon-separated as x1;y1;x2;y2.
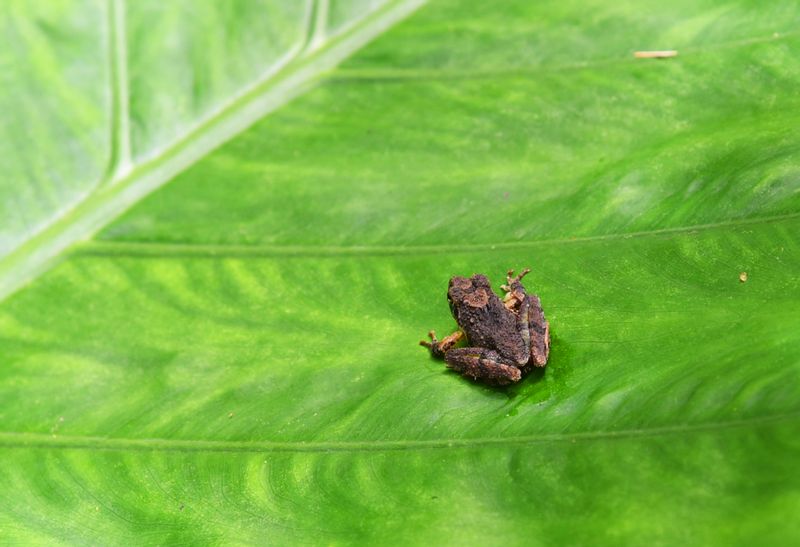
444;347;522;386
419;329;463;359
507;268;530;286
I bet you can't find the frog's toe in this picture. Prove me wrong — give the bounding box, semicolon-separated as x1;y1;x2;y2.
507;267;530;285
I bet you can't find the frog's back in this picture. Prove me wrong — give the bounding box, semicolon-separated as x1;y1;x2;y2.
448;274;526;360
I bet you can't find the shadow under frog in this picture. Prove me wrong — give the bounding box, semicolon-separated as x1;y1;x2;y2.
420;269;550;386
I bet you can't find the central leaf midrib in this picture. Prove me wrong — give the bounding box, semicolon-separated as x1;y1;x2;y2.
0;0;428;304
0;410;796;455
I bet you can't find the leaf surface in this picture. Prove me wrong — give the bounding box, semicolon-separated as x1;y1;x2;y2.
1;0;800;544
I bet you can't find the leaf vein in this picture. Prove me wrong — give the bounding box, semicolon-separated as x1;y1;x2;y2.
332;28;800;81
0;411;797;455
74;211;800;259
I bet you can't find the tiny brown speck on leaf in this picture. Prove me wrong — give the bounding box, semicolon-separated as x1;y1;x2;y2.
739;271;748;283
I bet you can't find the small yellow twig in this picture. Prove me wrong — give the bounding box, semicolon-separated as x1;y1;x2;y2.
634;50;678;59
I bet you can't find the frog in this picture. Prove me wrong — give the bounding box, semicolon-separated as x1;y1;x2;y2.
419;268;550;385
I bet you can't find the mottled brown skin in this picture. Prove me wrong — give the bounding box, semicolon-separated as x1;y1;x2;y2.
420;269;550;385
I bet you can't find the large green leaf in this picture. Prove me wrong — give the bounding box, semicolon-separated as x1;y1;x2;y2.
1;0;799;544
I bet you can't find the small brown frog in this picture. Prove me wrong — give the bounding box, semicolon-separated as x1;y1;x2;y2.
420;269;550;385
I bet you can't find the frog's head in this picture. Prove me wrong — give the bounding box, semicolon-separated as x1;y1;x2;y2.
447;274;492;318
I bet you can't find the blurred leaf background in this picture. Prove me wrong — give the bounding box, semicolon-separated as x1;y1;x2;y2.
1;0;799;544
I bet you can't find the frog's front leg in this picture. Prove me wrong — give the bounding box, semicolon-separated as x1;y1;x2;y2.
419;329;464;358
444;347;522;385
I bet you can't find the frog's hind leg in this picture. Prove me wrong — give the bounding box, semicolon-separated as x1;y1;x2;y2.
444;347;522;385
419;329;463;359
521;294;550;367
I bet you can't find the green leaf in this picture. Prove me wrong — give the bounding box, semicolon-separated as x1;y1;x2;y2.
2;0;800;544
